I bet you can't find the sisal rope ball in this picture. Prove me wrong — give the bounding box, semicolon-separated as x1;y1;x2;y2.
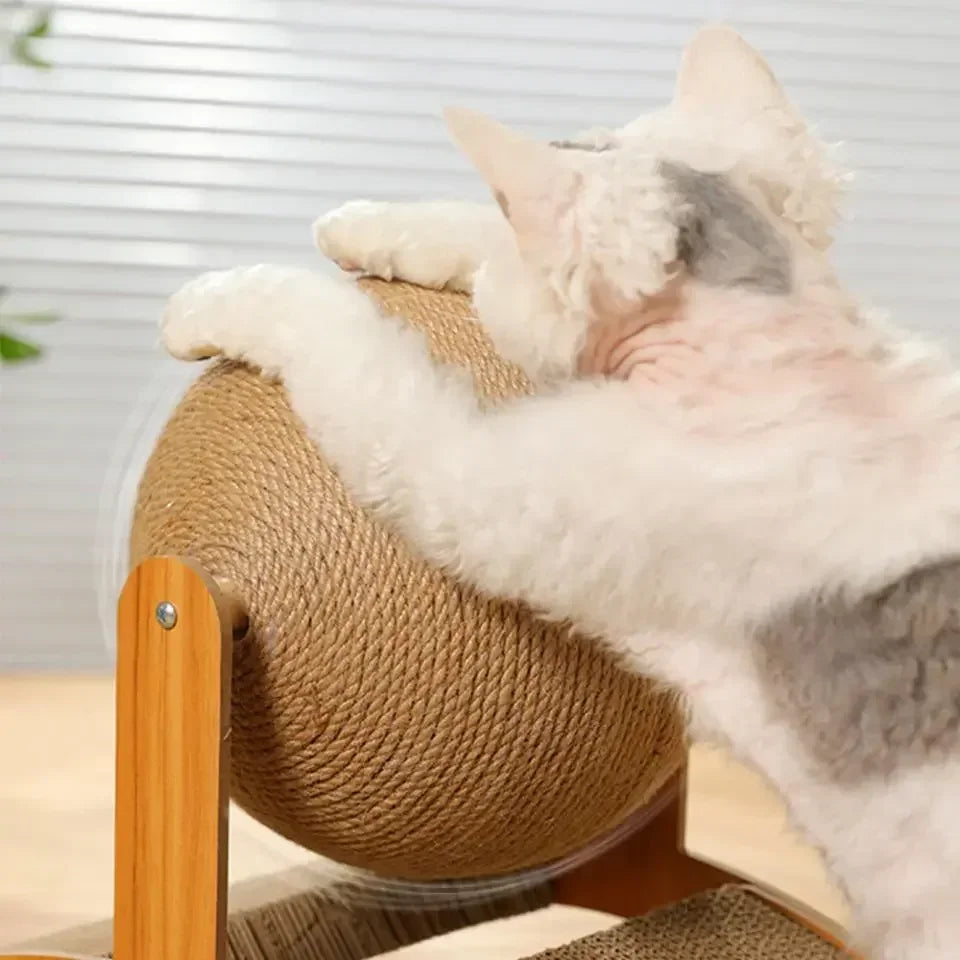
130;278;685;880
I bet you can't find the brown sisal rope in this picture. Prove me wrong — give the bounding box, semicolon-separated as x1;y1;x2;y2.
131;279;685;880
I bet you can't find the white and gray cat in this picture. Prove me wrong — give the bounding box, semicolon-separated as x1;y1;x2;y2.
162;26;959;959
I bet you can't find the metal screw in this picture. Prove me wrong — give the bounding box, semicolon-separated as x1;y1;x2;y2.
155;601;178;630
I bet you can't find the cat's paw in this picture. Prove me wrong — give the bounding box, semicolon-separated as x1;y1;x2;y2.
160;264;308;374
314;200;394;275
314;201;476;292
161;268;236;361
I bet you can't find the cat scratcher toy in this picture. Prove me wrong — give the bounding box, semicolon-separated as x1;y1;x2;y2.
2;279;856;960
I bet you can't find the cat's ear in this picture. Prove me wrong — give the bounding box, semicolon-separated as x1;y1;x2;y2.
675;25;794;121
444;107;575;239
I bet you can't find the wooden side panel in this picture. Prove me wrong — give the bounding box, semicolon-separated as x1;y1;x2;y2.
113;557;232;960
553;775;737;918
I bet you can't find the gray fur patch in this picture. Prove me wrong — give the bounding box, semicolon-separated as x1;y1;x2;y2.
659;161;792;294
755;560;960;784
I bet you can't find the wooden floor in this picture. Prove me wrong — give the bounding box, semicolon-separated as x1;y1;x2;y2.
0;674;848;949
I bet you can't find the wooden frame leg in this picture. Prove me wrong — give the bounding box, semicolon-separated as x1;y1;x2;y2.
113;557;234;960
553;773;738;917
554;771;860;956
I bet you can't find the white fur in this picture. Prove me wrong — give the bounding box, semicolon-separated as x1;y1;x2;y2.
314;199;505;293
162;25;959;959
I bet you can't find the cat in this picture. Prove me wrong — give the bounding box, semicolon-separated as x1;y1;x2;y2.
161;26;960;960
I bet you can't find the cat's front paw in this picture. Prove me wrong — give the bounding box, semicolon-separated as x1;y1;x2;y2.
161;269;236;361
314;200;476;292
314;200;394;275
160;264;308;375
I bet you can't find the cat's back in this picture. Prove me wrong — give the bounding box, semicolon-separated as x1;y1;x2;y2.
754;558;960;785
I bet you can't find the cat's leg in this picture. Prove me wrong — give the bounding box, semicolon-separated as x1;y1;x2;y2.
852;813;960;960
780;755;960;960
853;900;960;960
161;264;659;638
315;200;577;383
313;200;509;293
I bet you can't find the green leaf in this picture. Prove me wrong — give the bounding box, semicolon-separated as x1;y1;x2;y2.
0;332;43;362
11;36;51;69
10;9;53;69
2;310;59;325
27;10;52;39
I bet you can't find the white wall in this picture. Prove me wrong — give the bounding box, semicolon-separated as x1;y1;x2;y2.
2;0;958;668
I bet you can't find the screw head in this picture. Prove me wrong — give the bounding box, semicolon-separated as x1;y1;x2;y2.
155;601;178;630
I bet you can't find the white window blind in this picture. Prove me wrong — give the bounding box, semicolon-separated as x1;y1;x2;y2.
1;0;958;668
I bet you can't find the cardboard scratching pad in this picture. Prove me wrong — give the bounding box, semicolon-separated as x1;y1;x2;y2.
522;887;845;959
131;278;685;879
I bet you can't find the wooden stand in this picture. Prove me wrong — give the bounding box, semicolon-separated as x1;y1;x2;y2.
2;555;855;960
113;557;234;960
554;777;857;956
555;774;738;918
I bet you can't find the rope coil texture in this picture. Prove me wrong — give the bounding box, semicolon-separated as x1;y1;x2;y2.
131;278;685;879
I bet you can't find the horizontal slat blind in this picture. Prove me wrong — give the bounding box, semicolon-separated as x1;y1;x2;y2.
1;0;958;668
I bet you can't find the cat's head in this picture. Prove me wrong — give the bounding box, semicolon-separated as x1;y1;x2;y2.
448;25;848;382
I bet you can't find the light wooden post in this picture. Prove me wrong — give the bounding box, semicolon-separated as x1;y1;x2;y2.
113;556;234;960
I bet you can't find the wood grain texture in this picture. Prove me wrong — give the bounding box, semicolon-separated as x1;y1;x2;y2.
113;557;233;960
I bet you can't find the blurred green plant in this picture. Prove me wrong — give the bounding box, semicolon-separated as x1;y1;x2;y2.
10;6;52;69
3;6;57;365
0;287;59;363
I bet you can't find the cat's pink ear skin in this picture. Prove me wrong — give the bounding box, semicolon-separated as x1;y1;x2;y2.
443;106;575;239
443;107;554;194
674;24;792;119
